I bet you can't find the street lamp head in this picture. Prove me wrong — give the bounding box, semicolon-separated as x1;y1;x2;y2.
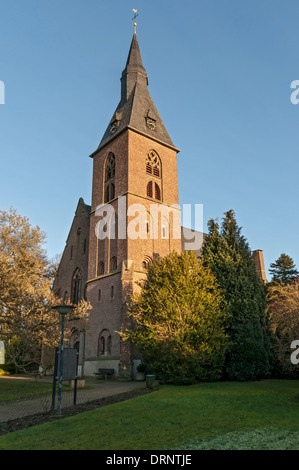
52;304;75;316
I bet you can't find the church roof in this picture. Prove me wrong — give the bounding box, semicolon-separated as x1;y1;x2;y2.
93;30;179;155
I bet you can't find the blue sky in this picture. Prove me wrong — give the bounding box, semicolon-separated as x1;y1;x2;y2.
0;0;298;278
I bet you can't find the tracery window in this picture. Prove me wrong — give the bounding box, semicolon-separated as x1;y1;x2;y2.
105;153;115;181
146;150;162;201
146;150;161;178
104;153;116;203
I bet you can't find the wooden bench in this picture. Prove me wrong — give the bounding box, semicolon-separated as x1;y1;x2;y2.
94;368;115;380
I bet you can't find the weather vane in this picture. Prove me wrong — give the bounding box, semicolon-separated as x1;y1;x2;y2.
132;9;138;33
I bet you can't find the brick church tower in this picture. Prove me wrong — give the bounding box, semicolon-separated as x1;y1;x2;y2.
85;29;182;378
52;28;182;378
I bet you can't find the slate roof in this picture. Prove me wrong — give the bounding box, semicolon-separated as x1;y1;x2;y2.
93;31;179;155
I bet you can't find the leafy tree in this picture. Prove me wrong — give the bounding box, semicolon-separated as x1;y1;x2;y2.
0;207;91;372
121;251;229;385
269;253;298;285
202;209;271;381
267;282;299;378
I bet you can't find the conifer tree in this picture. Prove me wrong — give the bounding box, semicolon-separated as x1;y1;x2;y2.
269;253;298;285
121;251;229;385
202;210;271;381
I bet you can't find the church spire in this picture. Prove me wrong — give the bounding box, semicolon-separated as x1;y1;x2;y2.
94;25;179;154
125;28;143;68
121;29;148;103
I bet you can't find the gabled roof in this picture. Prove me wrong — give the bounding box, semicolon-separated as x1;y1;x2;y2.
76;197;91;217
92;31;179;155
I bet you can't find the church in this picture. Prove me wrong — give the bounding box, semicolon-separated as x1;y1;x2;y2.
53;26;266;380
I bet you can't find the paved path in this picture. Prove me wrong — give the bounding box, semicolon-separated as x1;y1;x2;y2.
0;376;146;423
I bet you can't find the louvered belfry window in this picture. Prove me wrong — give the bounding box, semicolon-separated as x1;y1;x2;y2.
146;150;161;178
147;181;153;198
155;182;161;201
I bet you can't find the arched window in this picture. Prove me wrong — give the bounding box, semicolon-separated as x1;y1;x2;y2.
72;268;82;304
98;329;112;356
146;150;161;178
110;285;114;299
104;153;116;203
98;261;104;276
147;181;153;198
110;256;117;272
142;256;153;270
105;153;115;181
147;181;161;200
98;289;102;301
146;150;162;201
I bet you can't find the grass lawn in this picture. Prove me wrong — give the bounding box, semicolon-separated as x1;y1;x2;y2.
0;380;54;402
0;379;298;450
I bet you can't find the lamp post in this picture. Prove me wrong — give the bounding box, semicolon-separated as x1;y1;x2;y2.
52;304;75;414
